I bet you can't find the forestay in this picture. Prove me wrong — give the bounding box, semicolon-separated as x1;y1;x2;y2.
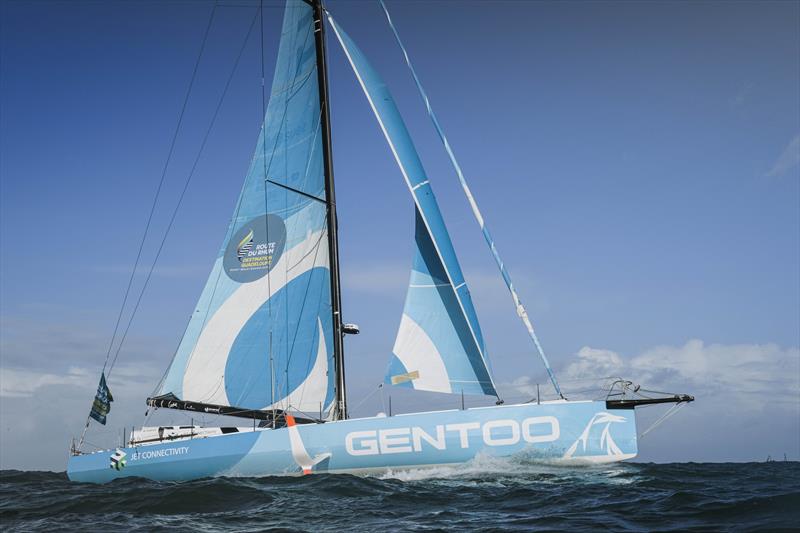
327;16;497;397
154;0;335;417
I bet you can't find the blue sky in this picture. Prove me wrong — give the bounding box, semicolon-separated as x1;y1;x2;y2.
1;0;798;470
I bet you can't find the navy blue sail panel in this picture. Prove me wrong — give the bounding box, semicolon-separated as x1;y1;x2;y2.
327;16;497;396
156;0;335;416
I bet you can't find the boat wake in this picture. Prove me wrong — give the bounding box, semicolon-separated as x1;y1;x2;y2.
376;451;640;485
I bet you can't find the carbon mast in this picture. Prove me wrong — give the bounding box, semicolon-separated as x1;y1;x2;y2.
311;0;348;421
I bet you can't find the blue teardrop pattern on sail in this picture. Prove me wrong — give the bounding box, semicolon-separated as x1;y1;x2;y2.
224;267;334;412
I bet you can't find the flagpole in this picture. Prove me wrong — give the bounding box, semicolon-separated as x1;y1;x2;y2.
76;420;90;452
76;372;113;453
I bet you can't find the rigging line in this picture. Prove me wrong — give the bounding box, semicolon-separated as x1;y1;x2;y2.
257;18;315;192
279;230;325;407
278;78;326;411
293;266;330;414
283;231;326;365
254;64;317;186
198;375;226;405
348;383;385;414
175;4;263;391
265;179;326;203
258;227;326;407
279;8;289;404
257;9;316;417
325;12;501;402
259;0;278;423
149;312;193;397
107;5;261;377
218;227;328;412
283;6;315;411
298;107;325;200
377;0;564;399
639;401;688;439
99;2;218;375
282;126;289;411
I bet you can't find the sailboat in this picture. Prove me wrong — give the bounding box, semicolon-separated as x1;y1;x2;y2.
67;0;692;483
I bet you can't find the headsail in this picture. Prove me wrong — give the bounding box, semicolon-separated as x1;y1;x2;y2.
377;0;564;398
327;16;497;397
153;0;336;418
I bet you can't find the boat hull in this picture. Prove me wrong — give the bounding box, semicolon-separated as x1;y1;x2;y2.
67;400;637;483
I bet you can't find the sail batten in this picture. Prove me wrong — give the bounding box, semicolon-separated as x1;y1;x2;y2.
155;0;335;417
327;15;498;397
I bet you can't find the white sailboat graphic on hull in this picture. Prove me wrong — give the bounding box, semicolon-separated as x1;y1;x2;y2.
67;0;692;483
563;412;635;463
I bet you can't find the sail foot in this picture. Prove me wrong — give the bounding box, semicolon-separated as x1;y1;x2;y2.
146;395;319;424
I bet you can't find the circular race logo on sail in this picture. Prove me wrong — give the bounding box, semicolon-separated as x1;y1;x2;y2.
224;214;286;283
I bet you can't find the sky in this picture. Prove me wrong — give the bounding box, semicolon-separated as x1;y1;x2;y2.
0;0;798;471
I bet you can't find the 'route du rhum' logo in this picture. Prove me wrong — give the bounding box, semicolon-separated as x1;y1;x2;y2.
236;229;255;262
224;214;287;283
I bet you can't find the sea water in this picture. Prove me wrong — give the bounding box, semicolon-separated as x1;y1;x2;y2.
1;459;798;531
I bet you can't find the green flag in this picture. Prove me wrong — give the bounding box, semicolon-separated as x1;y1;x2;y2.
89;372;113;425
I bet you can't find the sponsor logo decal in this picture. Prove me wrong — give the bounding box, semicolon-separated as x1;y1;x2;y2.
224;214;286;283
344;416;560;456
130;446;190;461
109;449;127;470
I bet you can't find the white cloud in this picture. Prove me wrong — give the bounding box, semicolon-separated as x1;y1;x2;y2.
0;363;164;470
563;347;624;380
0;364;160;399
559;339;799;410
497;340;800;461
0;367;94;398
0;316;166;370
766;134;800;178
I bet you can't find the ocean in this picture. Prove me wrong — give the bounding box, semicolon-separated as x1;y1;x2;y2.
2;460;798;532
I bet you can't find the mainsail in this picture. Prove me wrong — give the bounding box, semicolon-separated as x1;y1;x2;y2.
152;0;336;418
327;16;497;397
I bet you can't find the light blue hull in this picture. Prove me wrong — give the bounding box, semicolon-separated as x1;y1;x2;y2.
67;401;637;483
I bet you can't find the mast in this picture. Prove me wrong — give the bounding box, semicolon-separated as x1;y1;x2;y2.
311;0;347;420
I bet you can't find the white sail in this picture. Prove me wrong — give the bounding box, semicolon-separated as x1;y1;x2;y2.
154;0;335;417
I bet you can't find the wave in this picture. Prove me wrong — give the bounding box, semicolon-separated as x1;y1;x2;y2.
2;463;799;532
